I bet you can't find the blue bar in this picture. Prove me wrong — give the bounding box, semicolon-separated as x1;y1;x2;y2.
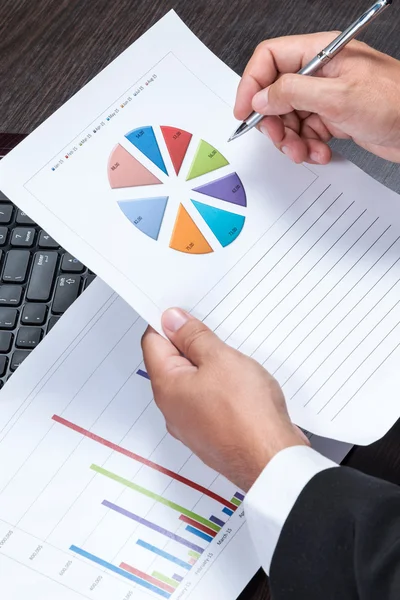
185;526;213;543
70;545;170;598
209;515;225;528
234;492;245;502
222;507;233;516
136;369;150;380
136;540;191;570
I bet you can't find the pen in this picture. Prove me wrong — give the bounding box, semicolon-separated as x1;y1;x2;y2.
228;0;392;142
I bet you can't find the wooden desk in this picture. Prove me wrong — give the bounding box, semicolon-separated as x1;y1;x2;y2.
1;1;400;598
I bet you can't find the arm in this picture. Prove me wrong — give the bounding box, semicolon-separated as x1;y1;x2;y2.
268;459;400;599
234;33;400;164
142;309;400;600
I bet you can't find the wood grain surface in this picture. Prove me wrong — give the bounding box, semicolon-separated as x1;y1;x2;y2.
1;1;400;599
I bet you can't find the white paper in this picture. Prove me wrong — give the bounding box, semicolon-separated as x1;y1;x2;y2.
0;11;399;444
0;276;350;600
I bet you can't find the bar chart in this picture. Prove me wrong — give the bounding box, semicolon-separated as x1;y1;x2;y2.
0;292;245;600
49;408;242;598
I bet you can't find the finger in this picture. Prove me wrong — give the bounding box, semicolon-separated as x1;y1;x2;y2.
301;113;333;143
258;111;301;143
141;326;190;383
234;74;262;120
305;138;332;165
278;127;309;164
299;118;333;164
252;74;347;121
234;32;338;119
258;116;285;144
162;308;224;366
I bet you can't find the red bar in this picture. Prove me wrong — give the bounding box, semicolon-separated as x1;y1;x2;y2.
52;415;236;511
179;515;217;538
119;563;175;594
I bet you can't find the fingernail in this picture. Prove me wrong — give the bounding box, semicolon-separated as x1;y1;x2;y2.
163;308;190;333
310;151;321;163
259;123;271;139
282;146;293;160
252;86;270;111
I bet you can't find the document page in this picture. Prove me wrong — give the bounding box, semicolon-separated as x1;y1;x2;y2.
0;278;350;600
0;11;399;444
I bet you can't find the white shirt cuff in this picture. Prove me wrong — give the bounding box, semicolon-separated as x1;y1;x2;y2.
244;445;337;574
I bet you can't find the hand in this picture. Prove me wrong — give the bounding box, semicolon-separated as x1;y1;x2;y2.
142;309;308;492
234;33;400;164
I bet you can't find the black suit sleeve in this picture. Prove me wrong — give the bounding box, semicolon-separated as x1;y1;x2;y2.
270;467;400;600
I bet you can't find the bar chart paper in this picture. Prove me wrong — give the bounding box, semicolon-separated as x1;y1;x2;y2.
0;278;351;599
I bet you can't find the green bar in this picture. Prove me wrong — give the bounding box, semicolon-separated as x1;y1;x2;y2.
91;465;220;532
188;550;201;559
230;497;241;507
151;571;179;589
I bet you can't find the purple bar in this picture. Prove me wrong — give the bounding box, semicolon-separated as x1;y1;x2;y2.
234;492;245;501
209;515;225;528
172;574;183;582
137;369;150;380
102;500;204;554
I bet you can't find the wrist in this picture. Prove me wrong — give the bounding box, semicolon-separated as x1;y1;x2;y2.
236;428;310;492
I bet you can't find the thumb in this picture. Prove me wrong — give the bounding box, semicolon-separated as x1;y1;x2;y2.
162;308;222;366
252;73;344;119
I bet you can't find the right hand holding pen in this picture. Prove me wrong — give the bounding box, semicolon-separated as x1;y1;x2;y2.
234;33;400;164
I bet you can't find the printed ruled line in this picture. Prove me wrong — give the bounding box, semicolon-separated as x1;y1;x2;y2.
319;319;400;415
276;240;400;384
250;208;367;358
305;288;400;407
331;340;400;421
231;196;351;348
259;219;389;368
202;185;331;322
298;262;400;405
274;227;400;387
217;189;339;335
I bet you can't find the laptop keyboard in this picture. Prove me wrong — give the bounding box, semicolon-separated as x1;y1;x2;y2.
0;189;93;387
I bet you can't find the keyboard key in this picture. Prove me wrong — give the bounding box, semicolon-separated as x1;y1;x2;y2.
0;204;13;224
26;251;58;301
0;308;18;329
0;227;7;246
84;274;96;289
16;327;42;349
11;227;35;247
47;316;59;333
0;332;13;352
0;285;22;306
21;303;47;325
61;252;85;273
16;210;35;225
0;356;6;376
38;231;59;248
2;250;30;282
0;191;9;201
52;276;81;314
10;350;31;371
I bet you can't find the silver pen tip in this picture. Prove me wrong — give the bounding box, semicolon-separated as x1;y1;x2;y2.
228;121;248;143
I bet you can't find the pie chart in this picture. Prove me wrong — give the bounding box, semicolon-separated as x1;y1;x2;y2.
107;126;246;255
